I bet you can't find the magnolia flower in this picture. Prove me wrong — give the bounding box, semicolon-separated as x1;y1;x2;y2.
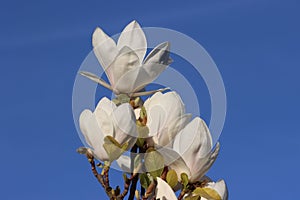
156;177;228;200
79;97;137;161
81;20;172;95
168;117;220;183
143;91;192;147
200;180;228;200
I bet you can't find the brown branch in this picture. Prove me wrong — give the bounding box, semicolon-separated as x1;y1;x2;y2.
86;152;105;188
177;191;186;200
160;166;168;180
117;173;138;200
128;145;138;200
85;151;115;200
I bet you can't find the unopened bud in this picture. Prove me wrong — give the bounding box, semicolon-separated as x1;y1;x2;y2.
76;147;88;154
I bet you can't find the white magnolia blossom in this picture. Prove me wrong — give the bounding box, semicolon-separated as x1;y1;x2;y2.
92;20;172;94
143;91;192;147
156;177;228;200
79;97;137;161
201;179;228;200
169;117;220;183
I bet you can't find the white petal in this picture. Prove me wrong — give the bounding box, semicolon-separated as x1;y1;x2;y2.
173;117;212;167
202;179;228;200
144;42;172;66
114;60;168;94
115;42;172;94
94;97;116;137
143;91;163;108
111;103;137;146
164;114;192;147
108;46;140;91
95;97;116;116
156;177;178;200
79;109;109;161
144;92;186;145
158;147;191;180
117;20;147;63
189;143;220;182
79;71;113;91
92;27;118;69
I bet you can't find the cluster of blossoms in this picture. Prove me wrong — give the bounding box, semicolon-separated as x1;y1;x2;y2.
77;20;228;200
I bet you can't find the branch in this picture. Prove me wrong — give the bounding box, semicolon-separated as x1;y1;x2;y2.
128;145;138;200
85;151;106;188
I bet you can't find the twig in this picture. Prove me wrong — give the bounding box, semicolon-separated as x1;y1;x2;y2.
177;191;186;200
86;152;105;188
128;145;138;200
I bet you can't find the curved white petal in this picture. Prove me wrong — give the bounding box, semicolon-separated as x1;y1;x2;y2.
164;114;192;147
92;27;118;69
173;117;212;165
144;41;172;66
94;97;116;136
108;47;140;91
117;20;147;63
144;92;186;145
158;147;191;180
202;179;228;200
156;177;178;200
95;97;116;116
79;109;109;161
111;103;137;147
114;42;171;94
113;60;168;94
189;143;220;182
173;117;214;182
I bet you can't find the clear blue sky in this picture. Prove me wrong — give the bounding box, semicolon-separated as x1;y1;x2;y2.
1;0;299;199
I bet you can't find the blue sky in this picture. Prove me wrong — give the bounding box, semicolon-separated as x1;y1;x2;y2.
1;0;299;199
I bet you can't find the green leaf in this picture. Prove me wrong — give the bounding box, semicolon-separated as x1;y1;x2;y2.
103;136;128;161
144;149;164;179
166;169;178;188
139;173;151;189
193;187;222;200
184;195;201;200
181;173;189;189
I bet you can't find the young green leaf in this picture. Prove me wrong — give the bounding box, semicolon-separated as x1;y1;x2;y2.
193;187;222;200
181;173;189;189
140;173;151;189
144;149;164;179
166;169;178;188
184;195;201;200
103;136;128;161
